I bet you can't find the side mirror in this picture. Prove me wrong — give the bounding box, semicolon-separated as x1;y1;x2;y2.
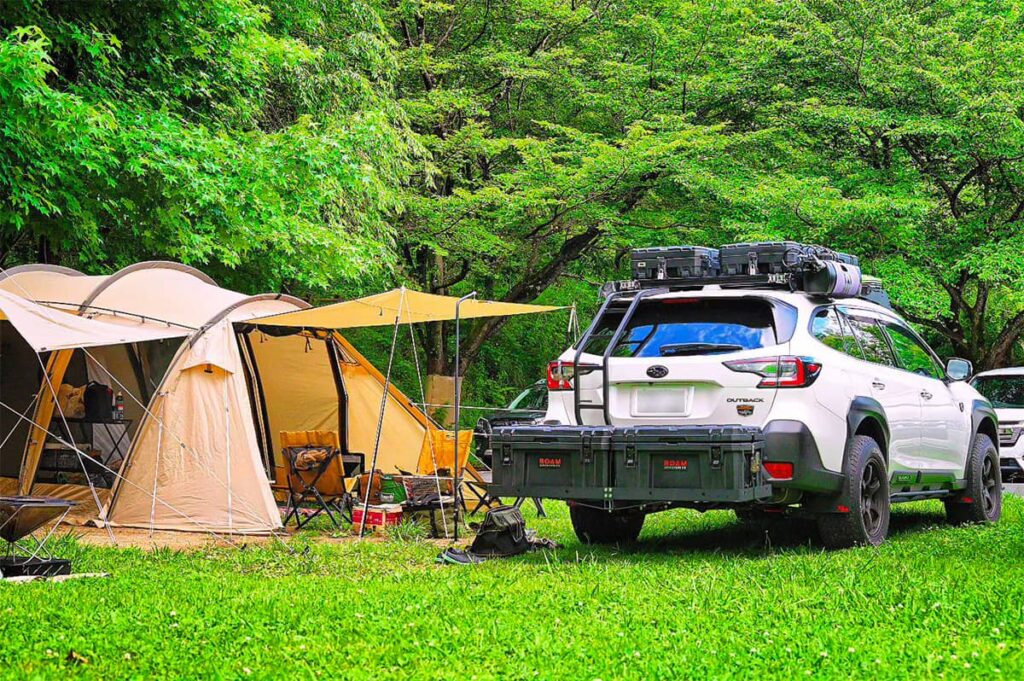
946;358;973;381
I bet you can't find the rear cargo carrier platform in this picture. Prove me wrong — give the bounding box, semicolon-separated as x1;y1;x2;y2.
490;425;772;506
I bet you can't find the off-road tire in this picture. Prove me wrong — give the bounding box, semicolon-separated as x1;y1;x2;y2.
945;433;1001;525
569;503;645;545
816;435;890;549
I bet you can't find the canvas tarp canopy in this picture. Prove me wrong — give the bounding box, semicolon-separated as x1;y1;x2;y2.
0;263;441;536
0;288;189;351
254;287;565;540
254;288;563;329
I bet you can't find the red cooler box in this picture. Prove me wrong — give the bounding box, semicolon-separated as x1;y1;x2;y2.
352;504;404;532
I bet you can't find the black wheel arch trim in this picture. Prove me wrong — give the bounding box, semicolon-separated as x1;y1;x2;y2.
762;420;844;494
846;396;890;456
802;399;889;513
971;399;999;450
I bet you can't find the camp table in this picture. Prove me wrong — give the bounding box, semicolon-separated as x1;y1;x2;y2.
0;496;75;578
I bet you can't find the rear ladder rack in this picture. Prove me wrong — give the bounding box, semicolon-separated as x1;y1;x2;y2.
571;287;666;426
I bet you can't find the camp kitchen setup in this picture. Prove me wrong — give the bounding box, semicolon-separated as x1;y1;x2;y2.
0;262;561;565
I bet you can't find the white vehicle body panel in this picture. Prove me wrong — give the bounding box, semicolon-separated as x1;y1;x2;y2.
545;288;985;480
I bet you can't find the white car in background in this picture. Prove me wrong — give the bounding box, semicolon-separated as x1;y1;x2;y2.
971;368;1024;483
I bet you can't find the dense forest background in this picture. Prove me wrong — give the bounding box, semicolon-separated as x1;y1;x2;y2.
3;0;1024;415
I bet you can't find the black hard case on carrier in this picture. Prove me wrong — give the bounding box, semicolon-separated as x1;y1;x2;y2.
611;426;770;502
631;246;720;281
490;426;613;500
719;241;860;276
490;425;772;505
720;241;812;275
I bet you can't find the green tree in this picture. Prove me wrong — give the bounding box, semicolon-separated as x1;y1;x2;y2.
0;0;412;293
711;0;1024;369
384;0;767;385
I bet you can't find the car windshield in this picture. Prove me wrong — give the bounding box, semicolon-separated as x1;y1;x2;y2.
580;298;785;358
508;384;547;410
971;376;1024;408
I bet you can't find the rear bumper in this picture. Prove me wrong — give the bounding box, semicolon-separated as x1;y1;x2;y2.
489;424;773;505
489;420;842;505
761;420;844;494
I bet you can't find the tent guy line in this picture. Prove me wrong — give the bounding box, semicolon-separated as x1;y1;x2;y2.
33;345;116;546
403;292;450;537
358;288;405;539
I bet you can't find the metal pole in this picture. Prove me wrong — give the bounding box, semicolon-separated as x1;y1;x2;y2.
358;289;406;538
452;291;477;542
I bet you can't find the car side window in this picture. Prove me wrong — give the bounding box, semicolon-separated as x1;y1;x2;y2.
882;322;944;380
811;307;862;358
841;311;896;366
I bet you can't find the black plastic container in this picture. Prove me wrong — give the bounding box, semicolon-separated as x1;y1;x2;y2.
490;426;613;501
0;557;72;578
610;425;771;503
631;246;720;281
720;241;814;275
833;251;860;266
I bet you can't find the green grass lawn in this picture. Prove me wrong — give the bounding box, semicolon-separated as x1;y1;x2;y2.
2;498;1024;679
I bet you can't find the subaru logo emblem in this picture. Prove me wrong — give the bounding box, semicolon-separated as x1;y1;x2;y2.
646;365;669;379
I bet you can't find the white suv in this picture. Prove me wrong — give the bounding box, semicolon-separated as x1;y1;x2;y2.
496;284;1001;549
970;368;1024;483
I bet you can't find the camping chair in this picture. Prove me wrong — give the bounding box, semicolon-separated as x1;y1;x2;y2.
463;465;503;516
416;429;478;512
280;430;360;530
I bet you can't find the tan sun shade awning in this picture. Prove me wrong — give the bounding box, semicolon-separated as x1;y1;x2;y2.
253;288;564;329
0;289;190;352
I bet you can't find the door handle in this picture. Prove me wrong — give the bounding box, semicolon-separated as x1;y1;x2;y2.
920;390;933;400
872;380;886;390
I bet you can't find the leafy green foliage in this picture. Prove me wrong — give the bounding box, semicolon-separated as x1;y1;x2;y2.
4;0;1024;408
0;0;413;292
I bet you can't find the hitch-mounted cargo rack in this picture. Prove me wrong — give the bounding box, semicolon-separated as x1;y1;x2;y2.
490;425;772;508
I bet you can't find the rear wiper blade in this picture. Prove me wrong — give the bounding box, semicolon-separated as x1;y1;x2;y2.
659;343;745;357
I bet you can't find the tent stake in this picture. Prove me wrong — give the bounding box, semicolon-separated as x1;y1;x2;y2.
452;292;477;543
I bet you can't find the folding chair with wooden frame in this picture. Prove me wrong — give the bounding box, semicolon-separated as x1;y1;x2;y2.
280;430;362;530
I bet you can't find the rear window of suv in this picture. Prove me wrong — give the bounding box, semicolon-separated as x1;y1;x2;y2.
580;297;794;358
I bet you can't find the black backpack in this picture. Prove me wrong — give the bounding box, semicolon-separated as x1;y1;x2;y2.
470;505;529;558
83;382;112;421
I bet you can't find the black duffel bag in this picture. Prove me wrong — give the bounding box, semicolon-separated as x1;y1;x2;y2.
469;505;529;558
83;381;113;421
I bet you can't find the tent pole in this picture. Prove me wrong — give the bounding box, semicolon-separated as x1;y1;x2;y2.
452;291;477;543
31;350;118;546
358;289;405;539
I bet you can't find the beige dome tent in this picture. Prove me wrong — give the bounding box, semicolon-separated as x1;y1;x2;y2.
0;262;436;535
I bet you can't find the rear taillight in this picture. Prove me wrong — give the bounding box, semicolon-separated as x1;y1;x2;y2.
763;462;794;479
546;360;599;391
723;356;822;388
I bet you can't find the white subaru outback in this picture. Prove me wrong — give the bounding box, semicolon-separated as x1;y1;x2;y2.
490;247;1001;550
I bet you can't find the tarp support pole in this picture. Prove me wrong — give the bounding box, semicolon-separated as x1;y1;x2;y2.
452;291;477;543
358;289;405;538
18;349;73;495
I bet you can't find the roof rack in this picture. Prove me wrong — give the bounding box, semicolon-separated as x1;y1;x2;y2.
598;242;892;309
